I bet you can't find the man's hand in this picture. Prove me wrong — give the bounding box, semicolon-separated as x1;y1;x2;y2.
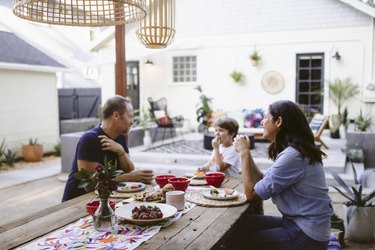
98;135;125;156
124;169;154;183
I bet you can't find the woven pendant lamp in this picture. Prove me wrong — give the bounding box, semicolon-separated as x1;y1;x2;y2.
136;0;175;49
12;0;146;27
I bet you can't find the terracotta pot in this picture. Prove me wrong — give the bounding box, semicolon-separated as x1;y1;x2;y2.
22;145;43;162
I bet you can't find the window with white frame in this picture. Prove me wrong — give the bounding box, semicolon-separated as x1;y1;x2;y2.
172;56;197;83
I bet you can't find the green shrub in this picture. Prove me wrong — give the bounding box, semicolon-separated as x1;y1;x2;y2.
3;149;17;167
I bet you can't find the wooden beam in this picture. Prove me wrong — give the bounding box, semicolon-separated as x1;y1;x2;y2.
115;24;127;97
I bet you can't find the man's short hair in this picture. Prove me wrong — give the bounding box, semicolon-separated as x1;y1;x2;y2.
102;95;130;119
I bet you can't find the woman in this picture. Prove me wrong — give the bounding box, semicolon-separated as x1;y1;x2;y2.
231;100;333;250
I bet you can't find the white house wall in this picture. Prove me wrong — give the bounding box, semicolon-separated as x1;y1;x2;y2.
91;0;375;128
0;69;59;155
140;25;373;127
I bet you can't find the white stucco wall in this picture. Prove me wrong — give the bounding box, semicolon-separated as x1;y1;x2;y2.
92;0;375;129
139;25;373;127
0;69;60;155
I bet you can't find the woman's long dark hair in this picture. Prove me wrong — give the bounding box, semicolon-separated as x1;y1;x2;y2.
267;100;326;164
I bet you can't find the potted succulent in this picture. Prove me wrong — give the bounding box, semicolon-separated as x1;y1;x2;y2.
327;161;375;242
22;138;43;162
328;78;359;138
355;110;373;132
195;85;213;132
330;213;345;247
230;71;245;84
249;49;261;66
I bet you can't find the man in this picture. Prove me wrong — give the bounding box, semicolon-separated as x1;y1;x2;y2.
62;95;153;202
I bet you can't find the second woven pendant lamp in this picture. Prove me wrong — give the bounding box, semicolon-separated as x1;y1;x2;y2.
136;0;175;49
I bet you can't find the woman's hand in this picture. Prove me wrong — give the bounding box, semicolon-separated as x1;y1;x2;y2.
234;135;250;154
98;135;125;156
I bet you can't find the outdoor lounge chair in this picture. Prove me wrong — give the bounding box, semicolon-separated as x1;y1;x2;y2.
147;97;183;143
310;114;330;149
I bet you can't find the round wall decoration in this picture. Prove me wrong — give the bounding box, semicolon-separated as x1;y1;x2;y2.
261;71;285;94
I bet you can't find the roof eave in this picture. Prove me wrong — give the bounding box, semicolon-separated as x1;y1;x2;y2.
0;62;69;73
338;0;375;18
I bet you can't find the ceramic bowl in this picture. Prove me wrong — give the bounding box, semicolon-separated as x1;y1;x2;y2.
155;175;176;188
168;177;190;191
205;172;225;188
86;199;116;216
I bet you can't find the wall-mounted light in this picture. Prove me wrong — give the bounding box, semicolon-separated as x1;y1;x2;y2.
145;59;154;66
367;83;375;91
332;51;341;61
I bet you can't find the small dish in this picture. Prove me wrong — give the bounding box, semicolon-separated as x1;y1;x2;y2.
201;188;238;201
117;182;146;193
184;172;205;179
115;202;177;226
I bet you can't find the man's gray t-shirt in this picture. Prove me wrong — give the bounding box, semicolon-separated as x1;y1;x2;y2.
254;146;333;242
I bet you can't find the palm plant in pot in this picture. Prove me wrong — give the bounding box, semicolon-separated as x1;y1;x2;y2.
327;161;375;242
328;78;359;138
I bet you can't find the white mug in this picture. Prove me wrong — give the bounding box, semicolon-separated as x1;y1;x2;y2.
166;191;185;211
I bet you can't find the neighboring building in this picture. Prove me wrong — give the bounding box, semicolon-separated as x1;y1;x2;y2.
89;0;375;129
0;31;65;154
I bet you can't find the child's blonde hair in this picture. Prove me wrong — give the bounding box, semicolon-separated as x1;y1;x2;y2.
214;117;239;138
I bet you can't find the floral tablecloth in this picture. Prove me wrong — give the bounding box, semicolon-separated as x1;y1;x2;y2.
19;202;195;250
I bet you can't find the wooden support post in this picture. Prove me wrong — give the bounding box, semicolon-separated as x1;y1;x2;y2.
115;24;127;97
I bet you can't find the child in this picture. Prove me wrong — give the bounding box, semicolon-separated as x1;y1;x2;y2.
198;117;240;177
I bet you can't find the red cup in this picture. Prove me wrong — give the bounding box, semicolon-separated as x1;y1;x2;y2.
205;172;225;188
155;174;176;188
168;177;190;191
86;199;116;216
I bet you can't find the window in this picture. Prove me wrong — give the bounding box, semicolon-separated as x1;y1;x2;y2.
296;53;324;119
172;56;197;83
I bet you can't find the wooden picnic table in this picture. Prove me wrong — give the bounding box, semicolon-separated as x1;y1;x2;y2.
0;177;262;250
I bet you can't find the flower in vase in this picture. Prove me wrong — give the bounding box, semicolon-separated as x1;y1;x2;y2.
73;157;122;199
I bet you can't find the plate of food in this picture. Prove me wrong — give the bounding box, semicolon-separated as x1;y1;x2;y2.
185;170;205;179
115;203;177;225
117;182;146;193
201;187;238;200
133;190;164;202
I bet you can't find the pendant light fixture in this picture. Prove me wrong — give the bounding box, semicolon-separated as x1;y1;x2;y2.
12;0;147;27
136;0;175;49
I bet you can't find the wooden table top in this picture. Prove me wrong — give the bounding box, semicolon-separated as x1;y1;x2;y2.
0;177;262;250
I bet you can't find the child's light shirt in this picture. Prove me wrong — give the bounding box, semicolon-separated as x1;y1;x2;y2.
210;144;240;177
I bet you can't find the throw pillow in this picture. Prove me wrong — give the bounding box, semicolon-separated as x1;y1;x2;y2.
154;110;172;126
242;108;264;128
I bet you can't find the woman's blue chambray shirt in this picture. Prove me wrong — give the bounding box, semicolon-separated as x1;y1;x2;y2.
254;146;333;242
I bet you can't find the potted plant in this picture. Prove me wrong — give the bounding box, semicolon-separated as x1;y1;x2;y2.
230;71;245;84
134;107;154;148
22;138;43;162
330;213;345;247
249;49;261;66
355;110;373;132
328;77;359;138
327;161;375;242
194;85;213;132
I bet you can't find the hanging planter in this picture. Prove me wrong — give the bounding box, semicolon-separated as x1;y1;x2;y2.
249;50;261;67
230;71;245;84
